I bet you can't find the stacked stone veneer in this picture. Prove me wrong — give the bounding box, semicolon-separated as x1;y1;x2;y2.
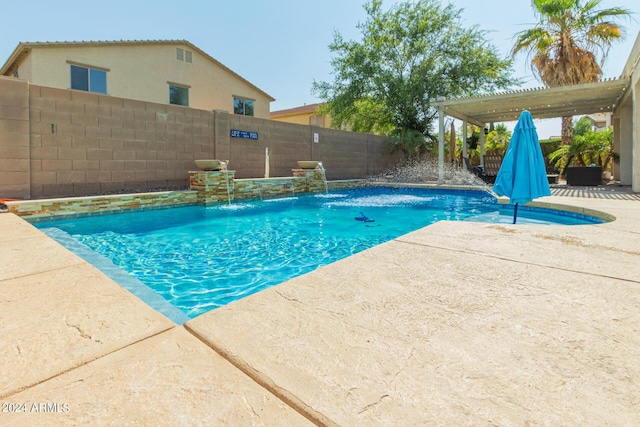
190;168;348;203
6;191;197;219
5;170;368;219
234;177;298;200
189;170;236;204
292;168;327;194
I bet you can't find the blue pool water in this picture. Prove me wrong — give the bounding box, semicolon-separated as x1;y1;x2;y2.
35;187;603;318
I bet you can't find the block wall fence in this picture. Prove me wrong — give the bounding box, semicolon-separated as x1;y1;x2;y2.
0;76;398;199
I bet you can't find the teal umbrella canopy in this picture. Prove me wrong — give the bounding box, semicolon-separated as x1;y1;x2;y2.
493;111;551;221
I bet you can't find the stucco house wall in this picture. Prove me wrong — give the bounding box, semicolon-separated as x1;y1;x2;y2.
271;103;332;128
631;39;640;192
1;40;274;119
615;31;640;191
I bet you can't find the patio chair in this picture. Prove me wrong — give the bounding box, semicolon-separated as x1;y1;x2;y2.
481;155;503;183
463;157;498;184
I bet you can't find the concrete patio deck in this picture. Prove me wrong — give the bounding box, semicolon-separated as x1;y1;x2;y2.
1;186;639;425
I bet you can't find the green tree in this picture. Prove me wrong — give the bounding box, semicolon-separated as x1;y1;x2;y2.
313;0;517;158
512;0;631;145
573;116;594;136
484;124;512;156
386;129;432;160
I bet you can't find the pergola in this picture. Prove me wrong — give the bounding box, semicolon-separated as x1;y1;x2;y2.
432;77;630;182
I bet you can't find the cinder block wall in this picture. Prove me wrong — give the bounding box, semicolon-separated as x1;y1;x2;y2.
227;114;312;179
226;114;396;180
0;78;397;199
0;77;30;198
28;84;214;198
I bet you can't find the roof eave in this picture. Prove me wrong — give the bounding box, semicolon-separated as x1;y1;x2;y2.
181;40;275;102
0;40;275;102
0;42;27;75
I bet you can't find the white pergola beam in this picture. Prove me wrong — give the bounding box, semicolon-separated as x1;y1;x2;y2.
433;78;629;125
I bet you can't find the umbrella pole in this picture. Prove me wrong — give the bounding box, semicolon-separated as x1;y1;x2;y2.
513;203;519;224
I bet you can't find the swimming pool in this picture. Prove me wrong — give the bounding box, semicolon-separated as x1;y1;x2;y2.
35;187;603;319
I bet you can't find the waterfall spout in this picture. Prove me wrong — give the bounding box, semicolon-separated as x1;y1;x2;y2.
222;164;232;206
317;162;328;194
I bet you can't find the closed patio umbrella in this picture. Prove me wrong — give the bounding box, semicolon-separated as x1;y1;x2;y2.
493;110;550;224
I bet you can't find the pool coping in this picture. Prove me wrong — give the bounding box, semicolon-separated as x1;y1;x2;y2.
23;185;612;328
10;184;617;328
40;227;191;325
2;185;639;424
8;182;616;225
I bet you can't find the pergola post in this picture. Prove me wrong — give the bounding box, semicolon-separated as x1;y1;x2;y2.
437;97;445;183
431;77;635;192
633;83;640;192
613;113;621;181
479;128;485;166
618;104;634;185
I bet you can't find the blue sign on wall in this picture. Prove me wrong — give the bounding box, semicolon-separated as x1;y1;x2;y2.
230;129;258;140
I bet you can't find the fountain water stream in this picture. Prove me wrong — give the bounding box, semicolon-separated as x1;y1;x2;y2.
221;161;232;206
317;162;328;194
371;159;495;195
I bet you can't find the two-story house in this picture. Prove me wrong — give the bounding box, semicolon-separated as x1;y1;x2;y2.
0;39;274;119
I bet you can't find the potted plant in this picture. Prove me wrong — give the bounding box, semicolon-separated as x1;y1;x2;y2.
548;127;613;186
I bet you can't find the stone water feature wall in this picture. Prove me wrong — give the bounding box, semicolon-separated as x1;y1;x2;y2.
6;191;197;219
189;168;331;205
6;170;368;219
189;170;236;204
234;178;296;201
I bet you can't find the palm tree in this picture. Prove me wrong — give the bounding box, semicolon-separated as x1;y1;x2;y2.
512;0;631;145
484;124;512;156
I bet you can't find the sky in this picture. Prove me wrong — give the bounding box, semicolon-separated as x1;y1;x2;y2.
1;0;638;138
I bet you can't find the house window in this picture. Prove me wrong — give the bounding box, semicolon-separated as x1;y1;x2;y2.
169;84;189;106
70;64;107;94
177;48;192;63
234;97;254;116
